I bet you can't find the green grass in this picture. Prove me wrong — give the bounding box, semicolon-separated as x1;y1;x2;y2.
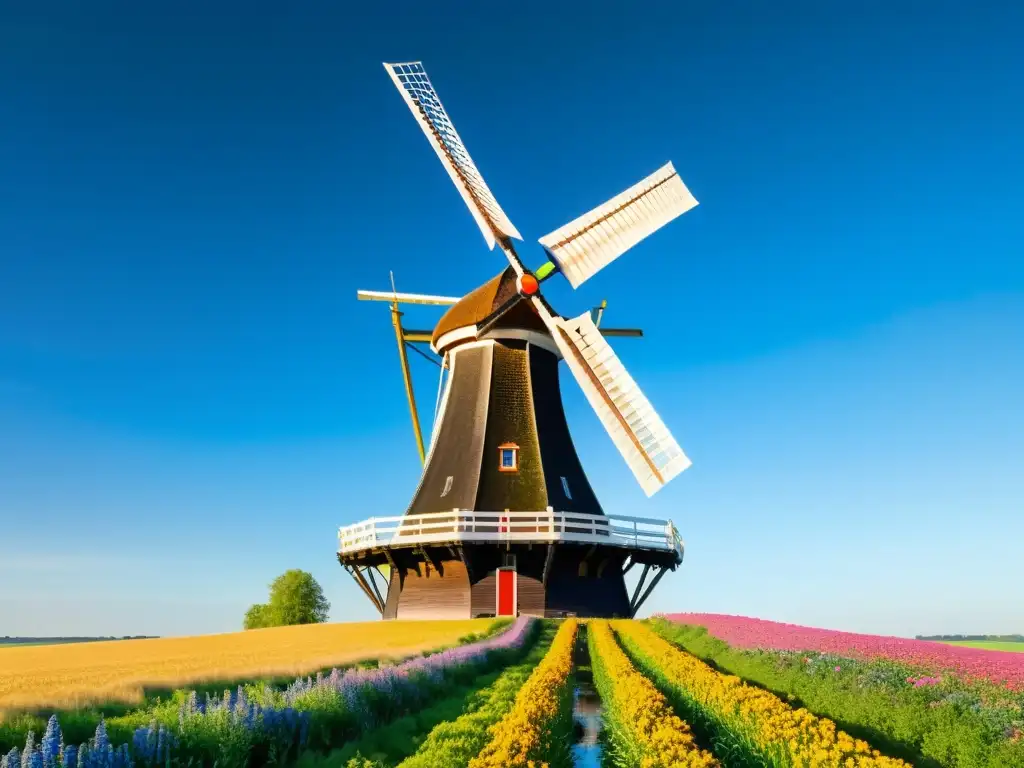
0;642;49;648
0;638;126;649
942;640;1024;653
294;622;556;768
396;623;562;768
647;618;1024;768
294;675;499;767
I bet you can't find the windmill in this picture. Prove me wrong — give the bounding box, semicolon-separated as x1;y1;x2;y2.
338;61;699;619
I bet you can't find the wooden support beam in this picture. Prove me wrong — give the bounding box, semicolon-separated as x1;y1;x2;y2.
352;566;384;614
455;545;474;582
363;566;385;608
418;546;439;575
345;565;383;614
542;544;555;587
630;564;651;610
402;330;433;343
390;294;426;464
630;566;668;618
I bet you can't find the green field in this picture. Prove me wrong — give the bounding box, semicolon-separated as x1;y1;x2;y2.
0;641;53;648
942;640;1024;652
0;639;98;649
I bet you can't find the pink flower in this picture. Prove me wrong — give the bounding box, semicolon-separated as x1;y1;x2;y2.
663;613;1024;690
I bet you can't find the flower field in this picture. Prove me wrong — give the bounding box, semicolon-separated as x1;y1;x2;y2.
655;616;1024;768
468;618;577;768
663;613;1024;690
615;621;910;767
0;620;496;712
588;621;718;768
2;618;533;767
3;616;1022;768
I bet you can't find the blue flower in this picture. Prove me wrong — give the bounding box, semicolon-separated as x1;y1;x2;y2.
92;721;109;761
21;732;35;768
42;716;62;768
155;727;166;765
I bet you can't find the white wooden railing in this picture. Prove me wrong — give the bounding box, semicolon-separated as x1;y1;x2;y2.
337;509;684;560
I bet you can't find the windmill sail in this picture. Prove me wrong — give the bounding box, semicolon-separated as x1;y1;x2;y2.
384;61;522;250
357;289;461;306
538;162;698;289
546;310;691;496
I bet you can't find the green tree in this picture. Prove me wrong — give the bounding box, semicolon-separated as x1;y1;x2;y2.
243;569;330;629
243;602;272;630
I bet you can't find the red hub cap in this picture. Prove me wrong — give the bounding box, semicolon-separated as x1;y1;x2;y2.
519;273;539;296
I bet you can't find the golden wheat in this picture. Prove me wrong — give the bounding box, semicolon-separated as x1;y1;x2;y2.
0;619;492;713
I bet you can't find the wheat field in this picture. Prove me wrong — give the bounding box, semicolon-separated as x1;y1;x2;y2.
0;619;493;713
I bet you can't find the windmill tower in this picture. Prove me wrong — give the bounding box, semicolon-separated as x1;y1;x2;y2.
338;61;698;619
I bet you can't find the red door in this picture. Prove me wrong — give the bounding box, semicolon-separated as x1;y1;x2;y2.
496;568;517;616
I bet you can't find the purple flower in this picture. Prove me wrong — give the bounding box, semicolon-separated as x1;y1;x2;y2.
162;617;534;758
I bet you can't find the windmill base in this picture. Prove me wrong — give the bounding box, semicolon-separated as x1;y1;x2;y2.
340;542;676;620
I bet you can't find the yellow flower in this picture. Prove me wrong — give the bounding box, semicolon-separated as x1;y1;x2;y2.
613;622;911;768
469;619;577;768
590;621;719;767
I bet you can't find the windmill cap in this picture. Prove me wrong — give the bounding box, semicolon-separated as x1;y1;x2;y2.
432;266;549;352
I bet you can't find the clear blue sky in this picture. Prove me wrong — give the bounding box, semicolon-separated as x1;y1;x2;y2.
1;1;1021;639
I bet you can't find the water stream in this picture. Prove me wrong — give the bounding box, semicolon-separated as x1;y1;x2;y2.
571;624;604;768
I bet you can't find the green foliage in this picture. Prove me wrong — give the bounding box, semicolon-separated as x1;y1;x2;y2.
917;635;1024;644
587;625;646;768
243;603;272;630
646;618;1024;768
396;623;558;768
613;627;768;768
291;622;549;768
295;677;493;768
942;641;1024;653
0;621;521;759
243;570;330;629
